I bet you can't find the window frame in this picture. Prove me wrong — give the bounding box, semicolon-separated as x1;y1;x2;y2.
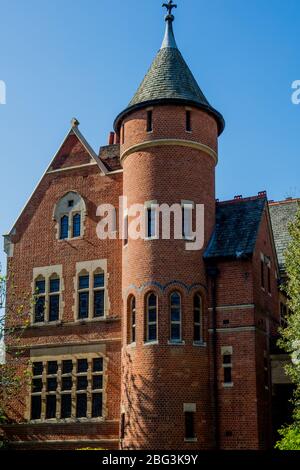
76;264;107;322
169;291;182;343
193;293;203;344
29;354;105;423
128;296;136;345
145;292;158;343
33;272;62;325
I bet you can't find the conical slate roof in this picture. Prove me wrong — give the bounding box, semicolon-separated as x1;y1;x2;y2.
114;14;225;135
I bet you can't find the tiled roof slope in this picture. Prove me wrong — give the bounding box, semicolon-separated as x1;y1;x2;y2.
114;17;225;135
269;199;299;275
204;197;266;260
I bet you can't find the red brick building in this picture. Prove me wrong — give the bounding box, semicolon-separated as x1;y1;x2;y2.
1;4;297;450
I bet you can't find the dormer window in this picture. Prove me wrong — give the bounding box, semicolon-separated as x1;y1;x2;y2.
54;192;86;241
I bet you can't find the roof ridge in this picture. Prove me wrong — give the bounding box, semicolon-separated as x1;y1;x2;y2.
217;194;267;205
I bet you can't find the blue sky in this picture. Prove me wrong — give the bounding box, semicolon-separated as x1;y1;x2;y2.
0;0;299;272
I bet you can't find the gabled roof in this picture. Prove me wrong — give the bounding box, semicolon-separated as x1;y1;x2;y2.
269;199;300;275
114;15;225;135
204;197;267;260
4;119;108;237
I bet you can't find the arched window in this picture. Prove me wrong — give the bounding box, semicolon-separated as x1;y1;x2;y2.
193;294;203;343
54;191;86;240
49;274;60;322
93;269;105;318
60;215;69;240
78;270;89;319
145;293;157;342
34;276;46;323
170;292;182;342
72;213;81;238
128;296;136;344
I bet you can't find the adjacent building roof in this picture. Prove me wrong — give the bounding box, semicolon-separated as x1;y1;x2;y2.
114;15;225;135
204;197;267;260
269;199;299;275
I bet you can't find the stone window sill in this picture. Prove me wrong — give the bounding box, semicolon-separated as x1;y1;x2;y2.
223;382;234;388
193;341;207;347
184;438;198;443
144;340;159;347
168;340;185;346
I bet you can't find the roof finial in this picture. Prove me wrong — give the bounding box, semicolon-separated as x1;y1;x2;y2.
161;1;178;49
162;1;177;22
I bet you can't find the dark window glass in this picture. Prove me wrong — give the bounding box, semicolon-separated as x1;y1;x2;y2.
131;298;136;343
68;200;74;208
32;378;43;393
94;290;104;318
261;260;265;288
50;278;60;293
171;323;181;341
62;376;73;391
94;273;104;288
49;294;60;322
148;307;157;323
186;110;192;132
61;394;72;419
92;393;102;418
267;266;271;294
62;360;73;375
147;110;153;132
33;362;43;376
194;309;201;324
92;358;103;372
77;376;88;391
35;280;45;294
60;215;69;240
79;275;89;290
194;325;201;342
34;297;45;323
185;411;195;439
147;207;155;238
148;324;157;341
76;394;87;418
193;294;202;342
72;213;81;238
148;293;157;308
223;355;232;365
47;361;58;375
31;395;42;420
171;306;180;322
224;367;232;384
78;292;89;319
122;124;125;144
92;375;103;390
47;377;57;392
77;359;88;373
170;292;181;341
46;395;56;419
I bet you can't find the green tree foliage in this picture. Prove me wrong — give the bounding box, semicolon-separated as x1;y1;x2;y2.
276;207;300;450
0;268;33;426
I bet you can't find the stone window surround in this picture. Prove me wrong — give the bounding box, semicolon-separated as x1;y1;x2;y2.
73;259;110;323
31;265;64;325
26;344;107;423
53;191;87;241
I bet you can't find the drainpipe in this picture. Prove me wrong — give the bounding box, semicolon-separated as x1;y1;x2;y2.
206;264;220;450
